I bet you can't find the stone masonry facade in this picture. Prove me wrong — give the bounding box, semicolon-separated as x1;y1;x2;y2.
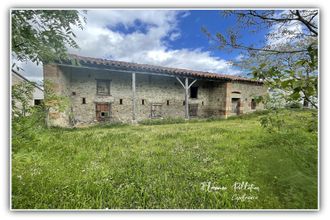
43;55;267;127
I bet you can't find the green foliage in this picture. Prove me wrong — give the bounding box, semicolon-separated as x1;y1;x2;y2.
12;106;46;153
261;92;286;110
139;117;186;125
11;10;85;69
43;80;68;113
42;80;69;127
203;10;319;109
12;82;47;153
307;112;318;133
259;108;318;134
259;110;285;132
12;109;318;209
285;102;303;109
251;44;318;108
12;81;35;117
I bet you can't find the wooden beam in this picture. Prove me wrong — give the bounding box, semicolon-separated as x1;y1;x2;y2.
188;79;197;89
176;77;185;88
176;77;198;120
132;72;136;122
185;77;189;119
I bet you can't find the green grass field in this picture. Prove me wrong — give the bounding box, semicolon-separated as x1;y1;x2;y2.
11;109;318;209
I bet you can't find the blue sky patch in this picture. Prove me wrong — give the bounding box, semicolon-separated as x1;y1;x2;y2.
108;19;158;35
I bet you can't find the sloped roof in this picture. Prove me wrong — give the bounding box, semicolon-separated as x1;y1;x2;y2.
64;54;262;84
12;69;44;91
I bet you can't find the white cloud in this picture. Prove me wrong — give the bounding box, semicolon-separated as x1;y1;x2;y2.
143;49;239;74
70;10;240;74
16;10;241;82
267;21;303;47
235;54;245;62
13;59;43;84
266;10;318;48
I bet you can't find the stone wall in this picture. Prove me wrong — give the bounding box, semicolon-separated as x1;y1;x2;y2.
43;64;267;127
43;64;71;127
230;81;268;115
65;66;224;123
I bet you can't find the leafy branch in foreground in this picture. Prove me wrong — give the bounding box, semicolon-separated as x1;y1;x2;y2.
202;9;318;109
202;10;318;54
11;10;86;69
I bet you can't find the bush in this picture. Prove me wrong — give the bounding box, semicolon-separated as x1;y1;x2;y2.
12;106;46;153
285;102;303;109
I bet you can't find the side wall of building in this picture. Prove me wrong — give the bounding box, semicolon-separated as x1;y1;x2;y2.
43;64;71;127
61;66;229;124
230;81;268;115
44;64;267;127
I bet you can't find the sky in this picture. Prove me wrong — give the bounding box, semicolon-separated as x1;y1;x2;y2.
15;9;275;83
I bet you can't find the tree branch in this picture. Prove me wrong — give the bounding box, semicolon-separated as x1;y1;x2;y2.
294;10;318;36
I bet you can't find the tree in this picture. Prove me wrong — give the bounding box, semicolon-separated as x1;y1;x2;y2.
11;10;86;69
12;82;45;148
12;81;35;117
203;10;318;108
11;10;83;129
203;10;318;54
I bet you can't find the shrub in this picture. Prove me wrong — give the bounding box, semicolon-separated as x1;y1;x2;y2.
285;102;303;109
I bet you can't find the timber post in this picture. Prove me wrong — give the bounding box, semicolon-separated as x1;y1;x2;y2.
185;77;189;119
176;77;197;120
132;72;136;122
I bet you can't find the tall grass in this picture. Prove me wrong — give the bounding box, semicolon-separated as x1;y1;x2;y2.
11;109;318;209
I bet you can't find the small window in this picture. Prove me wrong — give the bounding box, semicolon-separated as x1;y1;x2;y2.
72;92;76;96
190;87;198;99
183;101;185;106
82;98;86;104
202;101;204;106
251;99;257;110
120;99;123;105
34;99;42;106
96;79;110;95
167;100;170;106
142;99;145;105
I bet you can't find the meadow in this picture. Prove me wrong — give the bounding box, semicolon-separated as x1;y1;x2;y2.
11;109;318;209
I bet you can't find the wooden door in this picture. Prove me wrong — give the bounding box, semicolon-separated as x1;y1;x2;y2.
96;103;110;122
189;104;198;117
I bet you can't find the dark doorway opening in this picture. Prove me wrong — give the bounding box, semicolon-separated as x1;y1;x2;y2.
190;86;198;99
251;99;257;110
231;98;240;115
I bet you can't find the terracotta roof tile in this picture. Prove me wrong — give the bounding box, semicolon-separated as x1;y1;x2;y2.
65;54;262;84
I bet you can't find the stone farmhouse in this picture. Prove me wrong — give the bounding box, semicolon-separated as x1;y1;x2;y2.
44;54;267;127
